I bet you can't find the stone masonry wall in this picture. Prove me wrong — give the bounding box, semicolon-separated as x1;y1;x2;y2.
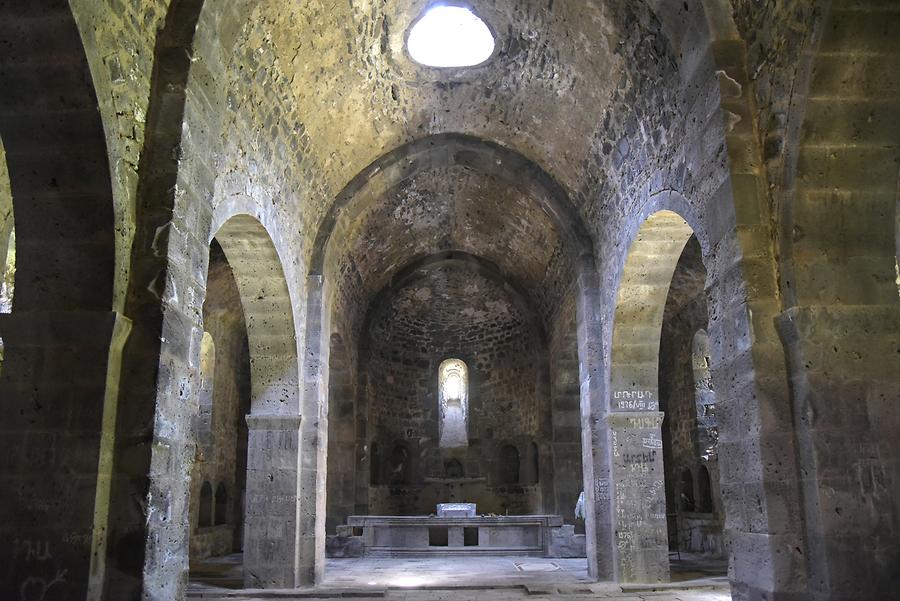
363;265;546;517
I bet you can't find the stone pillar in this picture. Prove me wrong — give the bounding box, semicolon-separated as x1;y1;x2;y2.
0;310;120;601
706;36;810;601
298;275;329;585
707;280;808;601
574;259;616;580
244;413;302;588
549;334;582;522
777;305;900;600
325;337;356;534
608;411;669;582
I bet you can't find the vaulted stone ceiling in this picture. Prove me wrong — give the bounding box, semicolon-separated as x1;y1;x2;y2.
229;0;653;190
327;164;572;338
219;1;681;247
213;0;683;342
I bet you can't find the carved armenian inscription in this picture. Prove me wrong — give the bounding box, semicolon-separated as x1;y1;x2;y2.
609;411;669;582
613;389;659;411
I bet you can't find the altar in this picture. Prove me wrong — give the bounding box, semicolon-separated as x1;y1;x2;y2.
345;513;564;557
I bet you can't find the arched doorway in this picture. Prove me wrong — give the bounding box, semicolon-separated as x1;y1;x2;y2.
609;210;726;581
209;214;302;589
188;239;251;567
657;240;725;560
609;210;694;582
307;135;594;586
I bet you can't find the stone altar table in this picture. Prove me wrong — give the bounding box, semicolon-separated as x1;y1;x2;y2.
436;502;476;517
345;514;564;557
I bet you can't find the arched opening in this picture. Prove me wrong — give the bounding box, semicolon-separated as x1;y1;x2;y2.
656;237;724;557
610;210;695;582
0;6;121;597
182;215;300;590
679;469;695;512
310;134;591;580
696;466;713;514
196;331;216;452
0;136;13;394
215;483;228;526
438;359;469;448
611;209;728;579
370;441;382;486
199;482;214;528
691;329;718;460
210;215;301;589
389;441;411;486
188;240;251;563
497;444;520;486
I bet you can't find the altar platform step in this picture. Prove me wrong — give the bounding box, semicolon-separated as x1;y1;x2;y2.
188;555;729;600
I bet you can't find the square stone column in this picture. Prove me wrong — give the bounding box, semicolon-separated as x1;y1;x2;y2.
0;310;121;601
244;413;302;588
298;275;329;585
574;261;616;580
607;410;669;583
777;305;900;600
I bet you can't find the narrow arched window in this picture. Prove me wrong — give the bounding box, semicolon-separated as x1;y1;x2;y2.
498;443;520;485
370;440;382;486
215;482;228;525
389;440;410;485
439;359;468;448
199;481;213;527
680;469;695;512
697;465;713;513
197;332;216;451
0;226;14;314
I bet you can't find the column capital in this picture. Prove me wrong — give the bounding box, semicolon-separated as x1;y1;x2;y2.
246;413;302;430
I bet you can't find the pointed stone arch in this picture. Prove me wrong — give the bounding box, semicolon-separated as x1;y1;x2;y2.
211;214;302;589
608;209;695;583
0;4;115;311
213;215;300;415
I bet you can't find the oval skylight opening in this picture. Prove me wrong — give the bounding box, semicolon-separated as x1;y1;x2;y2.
407;5;495;68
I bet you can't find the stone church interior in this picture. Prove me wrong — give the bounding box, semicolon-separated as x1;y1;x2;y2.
0;1;897;601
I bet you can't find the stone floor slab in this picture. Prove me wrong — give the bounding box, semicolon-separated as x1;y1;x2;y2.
188;554;731;601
